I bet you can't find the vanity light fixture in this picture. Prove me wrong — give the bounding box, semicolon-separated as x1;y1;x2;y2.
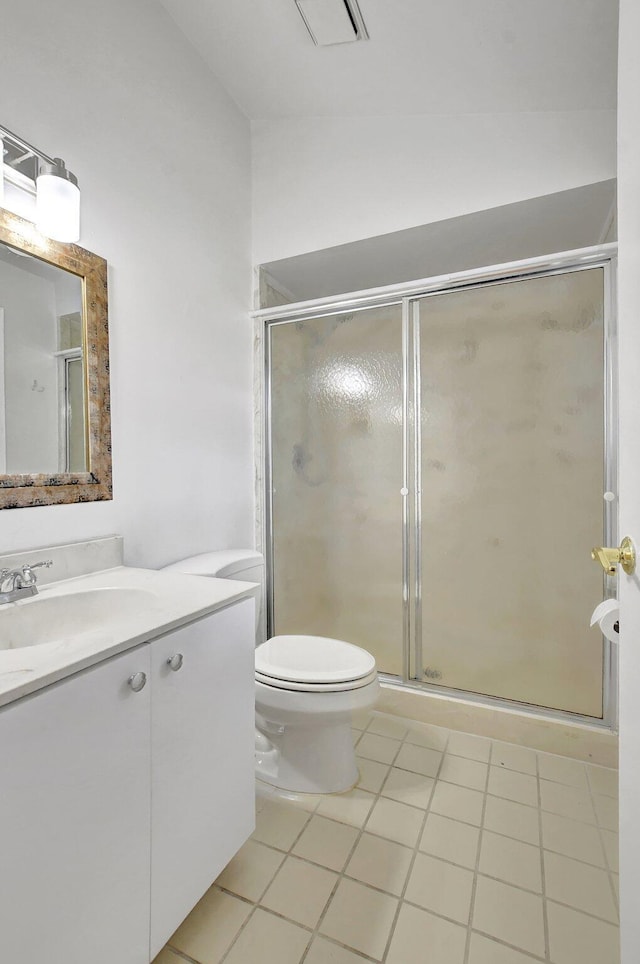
0;124;80;243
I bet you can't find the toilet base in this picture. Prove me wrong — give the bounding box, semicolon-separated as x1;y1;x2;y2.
255;719;358;794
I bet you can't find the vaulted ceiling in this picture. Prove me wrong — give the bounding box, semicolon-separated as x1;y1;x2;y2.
158;0;618;119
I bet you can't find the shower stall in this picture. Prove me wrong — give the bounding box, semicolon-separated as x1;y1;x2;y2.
260;246;617;726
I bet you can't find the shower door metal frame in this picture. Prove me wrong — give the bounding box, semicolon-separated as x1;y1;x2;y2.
257;243;618;730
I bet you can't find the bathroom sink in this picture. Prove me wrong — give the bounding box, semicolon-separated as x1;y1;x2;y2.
0;587;158;651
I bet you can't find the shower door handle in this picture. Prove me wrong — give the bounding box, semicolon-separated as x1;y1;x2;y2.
591;537;636;576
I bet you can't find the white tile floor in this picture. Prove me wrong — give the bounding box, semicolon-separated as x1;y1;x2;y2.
156;710;619;964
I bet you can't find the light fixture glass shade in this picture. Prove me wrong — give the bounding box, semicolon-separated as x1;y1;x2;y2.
36;158;80;242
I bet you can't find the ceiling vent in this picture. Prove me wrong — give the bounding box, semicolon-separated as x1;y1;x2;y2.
295;0;369;46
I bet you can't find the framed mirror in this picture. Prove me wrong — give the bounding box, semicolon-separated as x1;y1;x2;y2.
0;206;111;508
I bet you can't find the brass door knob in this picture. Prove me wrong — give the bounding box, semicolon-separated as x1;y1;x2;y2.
591;536;636;576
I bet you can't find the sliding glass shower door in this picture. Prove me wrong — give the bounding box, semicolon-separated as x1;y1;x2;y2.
415;268;607;717
266;257;612;719
268;305;405;675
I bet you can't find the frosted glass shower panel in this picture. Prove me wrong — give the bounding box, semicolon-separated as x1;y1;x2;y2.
269;306;404;675
418;269;605;716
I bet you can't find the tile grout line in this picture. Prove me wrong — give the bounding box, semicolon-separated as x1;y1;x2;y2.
536;741;552;961
379;726;451;963
296;710;407;963
584;762;620;920
215;789;321;964
462;744;492;964
164;947;203;964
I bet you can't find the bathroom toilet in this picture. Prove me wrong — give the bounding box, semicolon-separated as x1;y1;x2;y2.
162;550;379;793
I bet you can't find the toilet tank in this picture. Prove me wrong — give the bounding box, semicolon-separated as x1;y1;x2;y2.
162;550;265;644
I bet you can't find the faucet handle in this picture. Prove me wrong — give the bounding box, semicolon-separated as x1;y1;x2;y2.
19;559;53;587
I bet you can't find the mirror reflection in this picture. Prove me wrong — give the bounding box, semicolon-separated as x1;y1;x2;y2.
0;242;86;475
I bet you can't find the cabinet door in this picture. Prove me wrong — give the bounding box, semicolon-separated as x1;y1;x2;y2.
0;647;151;964
150;599;255;955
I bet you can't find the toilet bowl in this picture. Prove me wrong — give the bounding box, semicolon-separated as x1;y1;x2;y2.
162;551;380;794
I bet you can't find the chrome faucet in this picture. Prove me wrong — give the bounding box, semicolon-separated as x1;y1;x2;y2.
0;560;53;604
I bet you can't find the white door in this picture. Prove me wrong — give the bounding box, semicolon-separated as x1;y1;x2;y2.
0;646;152;964
617;2;640;960
150;600;255;957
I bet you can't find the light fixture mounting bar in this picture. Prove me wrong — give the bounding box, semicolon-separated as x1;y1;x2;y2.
0;124;57;167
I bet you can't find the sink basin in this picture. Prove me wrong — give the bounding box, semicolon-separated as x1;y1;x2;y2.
0;587;158;651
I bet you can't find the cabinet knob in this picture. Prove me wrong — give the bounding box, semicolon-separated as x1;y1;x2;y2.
128;671;147;692
166;653;184;672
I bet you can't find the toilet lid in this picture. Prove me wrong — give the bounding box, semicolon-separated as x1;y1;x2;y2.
255;635;376;685
256;667;378;693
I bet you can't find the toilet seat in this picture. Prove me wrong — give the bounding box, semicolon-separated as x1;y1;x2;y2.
255;667;378;693
255;634;376;685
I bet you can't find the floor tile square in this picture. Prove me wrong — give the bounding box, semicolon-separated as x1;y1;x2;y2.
483;795;540;845
356;732;401;764
223;908;310;964
305;936;371;963
419;812;480;868
491;741;537;775
404;721;450;751
439;754;488;791
394;742;442;777
539;779;596;823
386;902;466;964
538;753;588;789
320;878;398;960
468;932;542;963
366;796;424;847
601;829;619;873
168;887;251;964
252;800;311;851
547;901;620;964
316;788;375;828
292;815;359;872
405;852;474;923
587;764;618;799
345;832;413;896
487;766;538;806
261;855;337;928
367;713;409;740
351;709;373;730
430;780;484;826
216;839;284;901
381;766;434;809
541;811;606;867
472;876;545;956
593;793;618;831
447;731;492;762
152;950;183;964
479;830;542;891
356;756;390;794
544;851;618;923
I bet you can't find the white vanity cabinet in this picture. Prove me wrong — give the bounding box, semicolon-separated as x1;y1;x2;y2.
0;644;153;964
0;596;255;964
150;599;255;956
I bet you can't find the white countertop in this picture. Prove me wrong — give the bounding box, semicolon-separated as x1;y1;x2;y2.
0;565;257;709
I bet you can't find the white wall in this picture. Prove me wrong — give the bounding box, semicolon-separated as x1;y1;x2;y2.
617;0;640;958
252;110;616;264
0;0;253;566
